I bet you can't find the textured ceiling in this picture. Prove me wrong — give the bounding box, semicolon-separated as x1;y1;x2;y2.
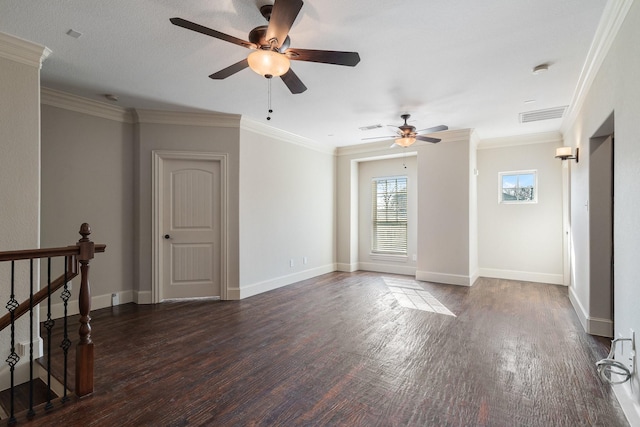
0;0;607;147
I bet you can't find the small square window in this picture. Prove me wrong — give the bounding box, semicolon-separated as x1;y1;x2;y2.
498;170;537;204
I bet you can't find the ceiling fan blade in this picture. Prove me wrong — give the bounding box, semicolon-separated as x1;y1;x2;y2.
280;68;307;94
170;17;254;49
286;48;361;66
266;0;303;49
416;135;441;143
209;59;249;80
417;124;448;134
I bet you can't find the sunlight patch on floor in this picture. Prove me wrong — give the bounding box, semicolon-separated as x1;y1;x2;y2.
383;277;456;317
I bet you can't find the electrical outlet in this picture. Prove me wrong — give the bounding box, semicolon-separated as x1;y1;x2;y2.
290;259;294;268
303;257;308;265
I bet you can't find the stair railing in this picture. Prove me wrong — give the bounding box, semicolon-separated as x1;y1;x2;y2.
0;223;105;424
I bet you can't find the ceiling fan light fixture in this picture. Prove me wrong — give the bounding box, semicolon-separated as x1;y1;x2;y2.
395;136;416;147
247;50;290;77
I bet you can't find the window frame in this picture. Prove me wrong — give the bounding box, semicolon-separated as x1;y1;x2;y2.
371;175;408;256
498;169;538;204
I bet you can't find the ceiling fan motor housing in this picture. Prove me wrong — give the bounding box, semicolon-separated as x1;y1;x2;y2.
249;26;290;52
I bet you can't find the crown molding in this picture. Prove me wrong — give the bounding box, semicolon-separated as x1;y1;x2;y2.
0;31;51;69
561;0;634;134
134;109;241;127
41;87;134;123
478;131;562;150
336;128;472;157
240;117;335;155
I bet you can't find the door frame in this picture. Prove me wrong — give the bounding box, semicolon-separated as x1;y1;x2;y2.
152;150;229;303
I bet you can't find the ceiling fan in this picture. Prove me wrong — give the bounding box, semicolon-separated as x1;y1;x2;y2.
170;0;361;94
363;114;448;147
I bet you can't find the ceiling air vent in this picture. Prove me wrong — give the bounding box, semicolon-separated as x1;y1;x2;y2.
359;124;383;131
519;106;568;123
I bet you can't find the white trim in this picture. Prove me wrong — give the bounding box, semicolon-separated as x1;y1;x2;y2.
336;263;358;272
41;87;134;123
587;316;614;338
368;253;409;262
478;131;563;150
135;109;240;127
612;383;640;427
240;116;335;155
42;289;135;320
152;150;229;303
561;0;634;134
237;264;336;299
134;290;153;305
415;270;474;286
358;262;415;276
568;286;614;337
479;268;564;285
569;285;589;332
0;31;51;68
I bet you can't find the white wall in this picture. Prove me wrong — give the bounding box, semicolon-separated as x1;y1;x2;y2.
357;156;417;275
477;136;564;284
564;0;640;421
0;32;49;389
238;120;336;298
40;98;134;317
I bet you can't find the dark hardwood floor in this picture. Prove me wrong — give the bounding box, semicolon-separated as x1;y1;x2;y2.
12;272;629;426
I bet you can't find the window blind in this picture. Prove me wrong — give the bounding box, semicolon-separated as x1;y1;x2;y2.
372;177;408;254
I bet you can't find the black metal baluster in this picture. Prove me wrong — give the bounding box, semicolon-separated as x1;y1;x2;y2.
28;259;35;418
60;256;72;403
44;257;55;410
5;261;20;425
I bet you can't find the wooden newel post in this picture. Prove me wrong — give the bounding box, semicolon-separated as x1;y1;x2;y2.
76;223;96;397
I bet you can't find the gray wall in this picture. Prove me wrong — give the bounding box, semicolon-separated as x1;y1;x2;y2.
41;104;134;313
134;110;241;302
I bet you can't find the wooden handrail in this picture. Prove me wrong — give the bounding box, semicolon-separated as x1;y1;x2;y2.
1;223;106;398
0;244;106;262
0;269;79;332
0;244;106;333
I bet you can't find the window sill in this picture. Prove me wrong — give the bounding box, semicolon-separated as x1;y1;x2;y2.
370;253;408;262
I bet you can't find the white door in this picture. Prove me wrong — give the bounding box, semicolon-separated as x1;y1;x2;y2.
161;158;221;300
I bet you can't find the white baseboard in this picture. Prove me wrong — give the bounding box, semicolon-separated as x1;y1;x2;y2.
568;286;613;337
478;268;564;285
238;264;336;299
336;262;358;272
612;382;640;427
415;270;473;286
134;290;152;304
42;289;134;320
358;262;416;276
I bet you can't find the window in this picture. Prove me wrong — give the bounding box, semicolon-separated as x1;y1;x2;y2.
372;176;407;254
498;170;537;204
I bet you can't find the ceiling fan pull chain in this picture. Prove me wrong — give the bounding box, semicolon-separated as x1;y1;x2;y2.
266;76;274;121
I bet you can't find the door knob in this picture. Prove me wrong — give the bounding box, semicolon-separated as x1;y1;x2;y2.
164;234;170;239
